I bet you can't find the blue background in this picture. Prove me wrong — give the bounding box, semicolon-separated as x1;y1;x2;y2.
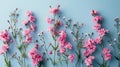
0;0;120;67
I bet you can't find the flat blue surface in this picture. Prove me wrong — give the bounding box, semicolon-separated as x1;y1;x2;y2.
0;0;120;67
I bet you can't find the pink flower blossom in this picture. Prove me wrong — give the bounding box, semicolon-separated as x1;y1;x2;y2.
26;11;32;16
50;7;60;14
98;28;108;37
58;30;66;47
91;10;98;16
46;17;54;24
28;15;35;22
93;16;102;23
29;45;43;66
0;44;9;55
55;19;62;27
94;37;102;44
49;50;53;55
59;48;66;54
25;35;32;44
84;50;92;57
68;54;75;62
23;29;31;36
30;24;35;31
48;26;54;32
65;42;72;50
0;30;10;42
102;48;111;61
85;56;95;66
93;23;101;30
22;20;29;25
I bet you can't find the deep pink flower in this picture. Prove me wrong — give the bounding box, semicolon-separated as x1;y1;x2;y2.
25;35;32;44
93;23;101;30
46;17;54;24
22;20;29;25
102;48;111;61
93;16;102;23
26;11;32;16
84;50;92;57
30;24;35;31
23;29;31;36
94;37;102;44
55;19;62;27
68;54;75;62
50;7;60;14
28;15;35;22
0;30;10;42
85;56;95;66
98;28;108;37
49;50;53;55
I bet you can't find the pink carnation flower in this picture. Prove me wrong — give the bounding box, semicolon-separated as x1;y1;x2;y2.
93;16;102;23
50;7;60;14
93;23;101;30
94;37;102;44
59;48;66;54
102;48;111;61
0;30;10;42
25;35;32;44
28;15;35;22
85;56;95;66
48;26;54;32
98;28;108;37
91;10;98;16
65;42;72;50
68;54;75;62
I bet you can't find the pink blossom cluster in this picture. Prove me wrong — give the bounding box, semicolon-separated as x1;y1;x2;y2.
22;11;36;44
28;44;43;67
102;48;111;61
58;31;74;62
84;10;108;67
85;56;95;67
0;44;9;55
0;30;10;42
0;30;10;55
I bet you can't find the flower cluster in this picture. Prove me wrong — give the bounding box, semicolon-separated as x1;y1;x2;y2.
102;48;111;61
29;44;43;67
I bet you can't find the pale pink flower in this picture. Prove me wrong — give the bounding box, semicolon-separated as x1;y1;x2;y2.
50;7;60;14
23;29;31;36
94;37;102;44
59;48;66;54
28;15;35;22
0;30;10;42
65;42;72;50
93;16;102;23
26;11;32;16
46;17;54;24
93;23;101;30
68;54;75;62
0;44;9;55
22;20;29;25
48;26;54;32
85;56;95;66
25;35;32;44
30;24;35;31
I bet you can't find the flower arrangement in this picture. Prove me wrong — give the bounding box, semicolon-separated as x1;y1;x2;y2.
0;4;120;67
